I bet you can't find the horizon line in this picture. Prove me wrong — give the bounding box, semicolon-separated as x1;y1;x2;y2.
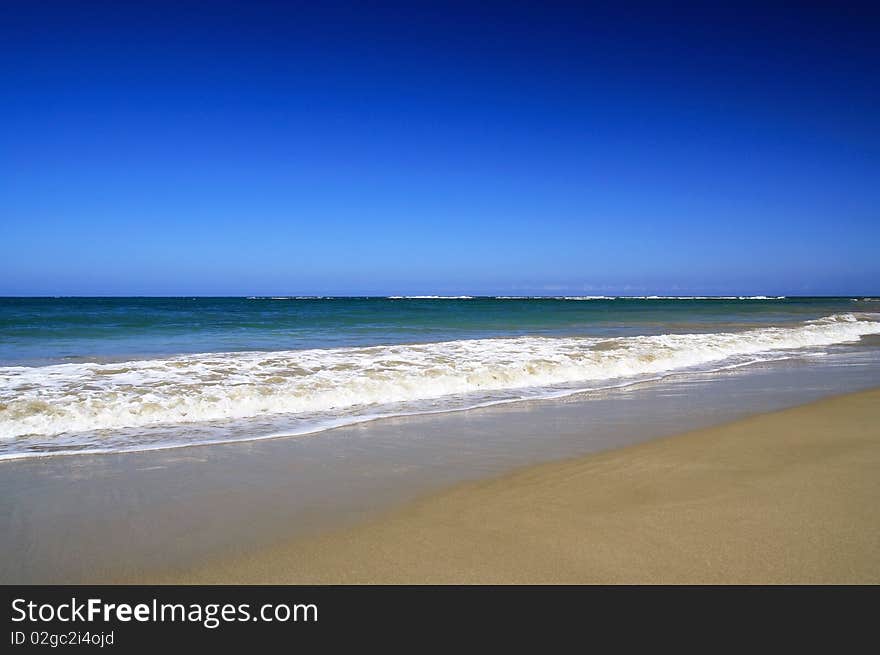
1;294;877;300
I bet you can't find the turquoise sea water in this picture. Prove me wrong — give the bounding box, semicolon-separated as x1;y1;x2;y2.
1;296;879;459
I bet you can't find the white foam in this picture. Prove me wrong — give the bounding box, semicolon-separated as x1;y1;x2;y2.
621;295;786;300
1;313;877;443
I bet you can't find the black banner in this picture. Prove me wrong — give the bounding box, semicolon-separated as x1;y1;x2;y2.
1;585;872;650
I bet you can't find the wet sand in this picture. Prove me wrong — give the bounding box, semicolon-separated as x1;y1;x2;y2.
160;388;880;584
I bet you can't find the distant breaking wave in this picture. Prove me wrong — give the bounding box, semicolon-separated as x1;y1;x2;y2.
243;295;790;300
387;295;788;300
559;295;787;301
1;312;877;459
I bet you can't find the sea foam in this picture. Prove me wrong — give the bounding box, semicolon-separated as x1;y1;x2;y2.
1;313;878;445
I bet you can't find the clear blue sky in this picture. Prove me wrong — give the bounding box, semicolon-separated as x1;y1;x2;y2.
1;1;878;296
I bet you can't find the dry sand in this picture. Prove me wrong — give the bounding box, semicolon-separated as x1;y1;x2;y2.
153;388;880;584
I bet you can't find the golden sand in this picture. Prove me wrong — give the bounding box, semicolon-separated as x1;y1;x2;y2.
157;389;880;584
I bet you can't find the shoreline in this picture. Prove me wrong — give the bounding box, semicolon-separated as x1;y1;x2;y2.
0;358;816;463
146;388;880;584
3;356;879;584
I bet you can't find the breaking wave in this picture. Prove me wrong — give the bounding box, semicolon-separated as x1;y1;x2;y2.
1;313;877;459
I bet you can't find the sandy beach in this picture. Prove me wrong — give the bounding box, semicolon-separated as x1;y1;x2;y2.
157;388;880;584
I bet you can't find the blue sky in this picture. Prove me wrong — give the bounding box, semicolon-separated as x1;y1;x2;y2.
1;1;878;295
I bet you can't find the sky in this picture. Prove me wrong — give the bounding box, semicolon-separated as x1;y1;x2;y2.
1;1;878;296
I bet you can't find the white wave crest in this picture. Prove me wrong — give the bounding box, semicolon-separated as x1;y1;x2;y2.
0;313;877;441
623;295;786;300
562;296;615;300
387;295;474;299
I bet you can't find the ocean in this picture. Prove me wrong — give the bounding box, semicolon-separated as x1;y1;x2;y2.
1;296;879;460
